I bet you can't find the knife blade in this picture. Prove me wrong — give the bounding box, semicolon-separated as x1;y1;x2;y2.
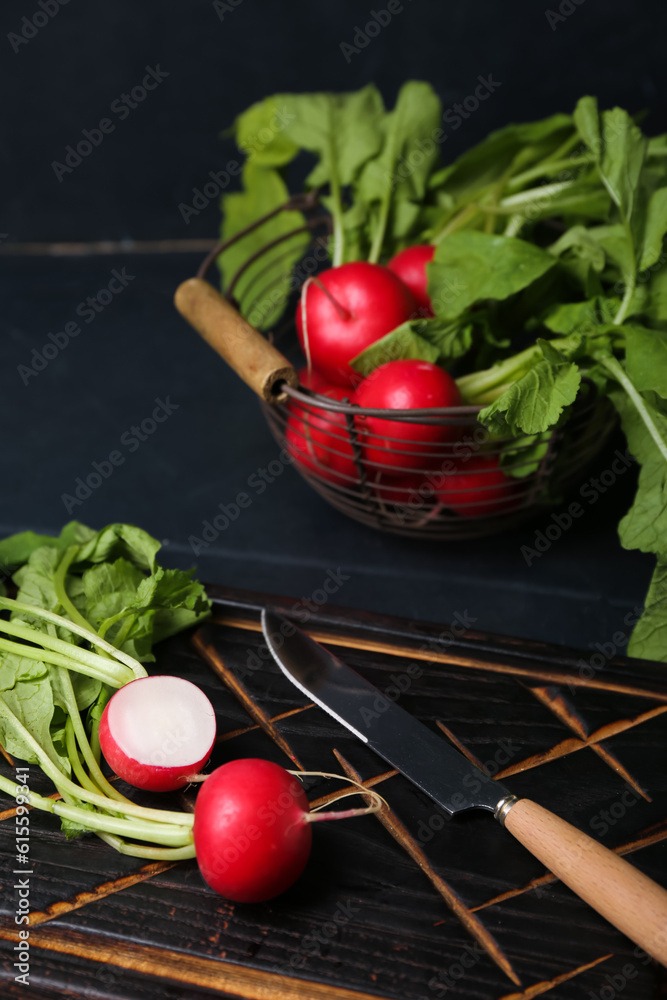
261;608;513;820
261;609;667;966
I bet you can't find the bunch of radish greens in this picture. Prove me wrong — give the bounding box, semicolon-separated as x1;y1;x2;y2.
219;83;667;662
0;522;211;853
0;521;379;901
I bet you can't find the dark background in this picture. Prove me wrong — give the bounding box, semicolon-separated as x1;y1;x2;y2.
1;0;664;648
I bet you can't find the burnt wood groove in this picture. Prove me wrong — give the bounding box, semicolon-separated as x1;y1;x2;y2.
0;583;665;999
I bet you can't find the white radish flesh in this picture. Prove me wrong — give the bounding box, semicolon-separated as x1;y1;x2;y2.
99;676;216;791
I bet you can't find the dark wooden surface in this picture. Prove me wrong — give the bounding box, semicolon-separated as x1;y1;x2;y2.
1;584;666;999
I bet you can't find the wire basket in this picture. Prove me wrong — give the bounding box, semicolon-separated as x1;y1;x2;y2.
175;194;615;540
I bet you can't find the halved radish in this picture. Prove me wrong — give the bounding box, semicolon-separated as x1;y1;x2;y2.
99;676;217;791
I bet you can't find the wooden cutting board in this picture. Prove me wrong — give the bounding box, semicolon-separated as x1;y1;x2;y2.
1;584;666;999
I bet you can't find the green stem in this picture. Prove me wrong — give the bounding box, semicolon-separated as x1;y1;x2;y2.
96;831;196;860
614;274;636;325
89;687;112;767
433;203;480;243
57;667;135;806
65;715;102;796
596;354;667;464
456;333;584;402
484;166;516;236
429;134;581;243
612;220;637;325
507;153;593;190
0;694;193;830
0;619;133;687
327;102;344;267
0;772;192;845
368;108;402;264
498;179;578;210
106;614;136;651
0;635;129;687
503;214;525;237
546;130;585;163
456;346;542;401
469;382;517;405
0;597;148;678
53;546;93;633
429;174;507;243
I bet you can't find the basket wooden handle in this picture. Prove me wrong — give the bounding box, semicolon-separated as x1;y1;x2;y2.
504;798;667;964
174;277;298;404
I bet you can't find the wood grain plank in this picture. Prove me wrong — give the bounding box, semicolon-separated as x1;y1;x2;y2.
27;862;178;927
1;585;663;999
333;750;522;988
528;687;651;800
192;629;305;769
213;614;667;703
0;924;393;1000
472;818;667;912
217;704;315;744
499;953;612;999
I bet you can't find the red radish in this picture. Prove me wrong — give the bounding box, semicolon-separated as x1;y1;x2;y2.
193;759;312;903
436;456;516;517
373;472;436;507
295;263;416;387
387;245;435;316
296;366;328;392
99;676;216;792
297;368;352;403
285;384;357;485
354;360;462;472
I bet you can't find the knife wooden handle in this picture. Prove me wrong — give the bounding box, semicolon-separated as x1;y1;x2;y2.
174;277;298;403
503;798;667;965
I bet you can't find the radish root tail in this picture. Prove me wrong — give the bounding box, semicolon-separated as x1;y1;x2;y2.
299;277;316;385
288;769;386;823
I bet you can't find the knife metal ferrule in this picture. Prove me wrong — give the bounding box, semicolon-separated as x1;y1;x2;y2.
494;794;519;826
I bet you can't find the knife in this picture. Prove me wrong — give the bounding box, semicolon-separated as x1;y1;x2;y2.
261;609;667;966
